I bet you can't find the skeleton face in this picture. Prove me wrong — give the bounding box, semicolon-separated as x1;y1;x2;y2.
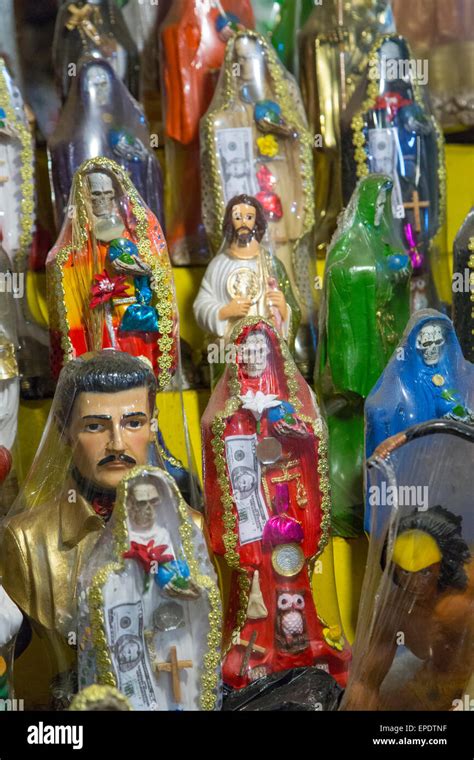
416;323;446;366
240;332;270;378
88;173;116;218
129;482;160;530
85;65;111;107
234;37;264;83
374;188;387;227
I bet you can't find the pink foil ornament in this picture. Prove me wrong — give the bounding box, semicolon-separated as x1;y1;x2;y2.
404;222;424;271
262;483;304;547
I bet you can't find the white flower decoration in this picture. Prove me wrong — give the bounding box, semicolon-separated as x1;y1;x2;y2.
239;390;281;421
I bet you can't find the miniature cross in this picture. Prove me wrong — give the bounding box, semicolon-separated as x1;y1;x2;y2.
268;459;308;507
403;190;430;233
235;631;267;677
155;646;193;704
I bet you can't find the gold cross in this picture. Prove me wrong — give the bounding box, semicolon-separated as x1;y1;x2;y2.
155;646;193;704
66;4;101;45
268;459;308;508
235;632;266;677
403;190;430;233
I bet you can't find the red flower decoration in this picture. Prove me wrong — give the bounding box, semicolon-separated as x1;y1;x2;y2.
123;540;174;574
374;92;412;120
89;270;129;309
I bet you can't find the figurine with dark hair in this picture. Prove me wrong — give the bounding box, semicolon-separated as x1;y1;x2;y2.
343;506;474;711
193;195;299;383
0;350;159;707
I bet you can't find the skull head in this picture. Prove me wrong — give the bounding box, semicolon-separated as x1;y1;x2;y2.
239;331;270;378
84;64;112;108
129;481;160;531
234;36;264;83
88;172;116;218
416;322;446;366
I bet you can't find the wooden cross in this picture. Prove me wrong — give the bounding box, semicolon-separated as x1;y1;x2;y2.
235;631;267;677
155;646;193;704
268;458;308;507
403;190;430;233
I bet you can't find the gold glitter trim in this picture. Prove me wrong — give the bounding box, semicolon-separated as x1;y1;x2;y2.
48;157;175;388
0;58;35;272
69;684;132;711
201;29;315;264
209;317;331;649
351;34;446;234
88;465;221;711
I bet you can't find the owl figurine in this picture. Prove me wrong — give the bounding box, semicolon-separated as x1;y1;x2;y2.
275;590;308;653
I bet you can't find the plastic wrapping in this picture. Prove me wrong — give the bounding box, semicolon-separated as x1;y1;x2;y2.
202;317;350;690
0;586;23;708
200;29;316;331
77;465;222;711
0;350;167;708
392;0;474;132
316;174;411;537
53;0;139;102
452;207;474;364
342;420;474;710
193;194;301;385
46;156;177;389
251;0;316;76
160;0;254;264
341;34;450;312
298;0;395;258
223;665;342;711
0;57;50;397
365;309;474;530
48;57;164;230
0;243;20;514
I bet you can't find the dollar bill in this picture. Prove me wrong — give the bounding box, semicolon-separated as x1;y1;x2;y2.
225;433;269;545
216;127;259;204
107;601;157;710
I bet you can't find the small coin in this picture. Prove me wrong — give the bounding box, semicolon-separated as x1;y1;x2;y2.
256;437;282;464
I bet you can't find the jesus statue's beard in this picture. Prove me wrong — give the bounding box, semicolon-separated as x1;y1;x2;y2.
234;227;256;247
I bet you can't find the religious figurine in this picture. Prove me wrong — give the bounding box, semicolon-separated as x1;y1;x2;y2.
365;311;474;527
392;0;474;131
202;317;350;689
0;586;23;705
452;208;474;364
46;157;177;389
299;1;395;258
193;195;300;383
342;505;474;710
341;34;449;312
316;174;411;537
200;29;316;335
160;0;254;264
1;351;163;708
53;0;139;102
0;57;50;391
48;57;164;229
0;243;20;514
78;466;222;711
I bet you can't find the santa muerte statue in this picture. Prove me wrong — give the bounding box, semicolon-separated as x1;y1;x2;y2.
46;157;178;389
341;34;448;312
160;0;254;265
452;208;474;365
202;317;350;689
78;466;222;711
316;174;411;537
53;0;139;102
48;57;164;229
200;29;316;334
365;310;474;528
